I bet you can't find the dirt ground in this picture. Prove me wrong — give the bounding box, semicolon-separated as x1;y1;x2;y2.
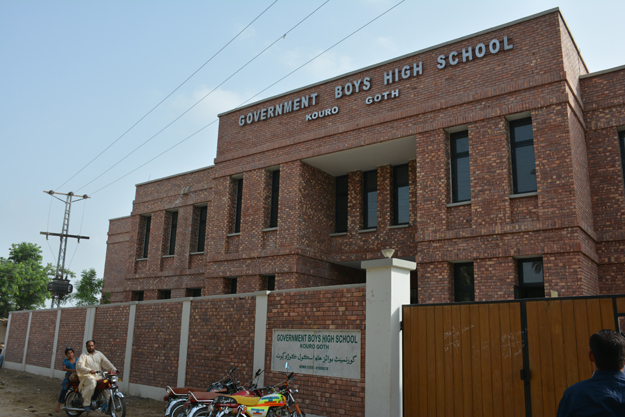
0;368;166;417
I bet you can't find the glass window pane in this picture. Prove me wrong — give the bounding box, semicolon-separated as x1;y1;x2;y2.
514;145;537;193
521;260;543;284
454;156;471;202
455;135;469;154
366;191;377;228
510;119;534;143
396;185;409;224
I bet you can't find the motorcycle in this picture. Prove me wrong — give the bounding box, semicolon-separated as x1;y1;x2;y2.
165;368;243;417
62;370;126;417
211;363;304;417
184;369;265;417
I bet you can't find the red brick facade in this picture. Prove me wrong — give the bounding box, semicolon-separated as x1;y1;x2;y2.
101;10;624;305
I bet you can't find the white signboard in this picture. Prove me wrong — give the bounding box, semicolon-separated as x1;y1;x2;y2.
271;329;361;380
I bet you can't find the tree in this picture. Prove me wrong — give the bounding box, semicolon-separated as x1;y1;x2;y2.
0;242;54;316
70;268;109;306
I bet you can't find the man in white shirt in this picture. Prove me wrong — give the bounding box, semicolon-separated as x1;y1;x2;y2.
76;340;117;413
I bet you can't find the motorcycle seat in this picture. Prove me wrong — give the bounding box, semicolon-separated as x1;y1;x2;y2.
191;392;221;402
167;387;203;395
228;395;261;406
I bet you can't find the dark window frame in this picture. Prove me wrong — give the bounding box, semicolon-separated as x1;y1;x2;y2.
233;178;243;233
168;211;178;256
363;170;378;229
265;275;276;291
516;258;545;299
510;117;537;194
131;291;144;302
335;175;348;233
619;130;625;189
228;278;237;294
454;262;475;302
141;216;151;259
269;170;280;228
450;130;471;203
196;206;207;252
157;289;171;300
393;164;410;225
186;288;202;298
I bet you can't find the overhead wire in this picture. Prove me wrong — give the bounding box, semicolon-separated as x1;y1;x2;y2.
78;0;330;193
87;0;406;196
55;0;280;191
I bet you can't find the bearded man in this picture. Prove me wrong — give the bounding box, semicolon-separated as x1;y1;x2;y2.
76;340;117;413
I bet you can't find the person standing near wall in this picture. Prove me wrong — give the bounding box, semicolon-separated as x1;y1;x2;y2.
557;330;625;417
55;347;77;413
76;340;117;414
0;348;4;368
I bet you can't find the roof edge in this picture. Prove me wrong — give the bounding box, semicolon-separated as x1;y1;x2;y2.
135;164;214;187
580;63;625;79
218;7;561;117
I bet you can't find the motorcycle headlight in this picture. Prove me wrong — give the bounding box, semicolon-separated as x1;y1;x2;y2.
110;375;118;383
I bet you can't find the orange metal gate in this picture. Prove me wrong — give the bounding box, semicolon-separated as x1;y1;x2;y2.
402;296;625;417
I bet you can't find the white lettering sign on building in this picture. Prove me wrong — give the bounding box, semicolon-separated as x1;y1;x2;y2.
272;329;361;379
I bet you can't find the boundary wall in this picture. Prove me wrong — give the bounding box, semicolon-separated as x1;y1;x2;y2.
2;284;367;417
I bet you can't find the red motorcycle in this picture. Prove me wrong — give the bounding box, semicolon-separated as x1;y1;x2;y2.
62;370;126;417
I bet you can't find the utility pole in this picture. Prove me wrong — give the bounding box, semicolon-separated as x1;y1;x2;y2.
41;190;90;308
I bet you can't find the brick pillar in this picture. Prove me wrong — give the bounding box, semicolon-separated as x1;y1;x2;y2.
348;171;363;233
378;165;392;229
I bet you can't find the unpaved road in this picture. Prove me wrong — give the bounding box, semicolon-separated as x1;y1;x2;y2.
0;368;165;417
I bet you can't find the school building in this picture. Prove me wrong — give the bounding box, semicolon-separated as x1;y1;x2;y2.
101;8;625;306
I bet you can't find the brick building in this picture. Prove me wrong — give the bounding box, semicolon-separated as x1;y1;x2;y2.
103;8;625;305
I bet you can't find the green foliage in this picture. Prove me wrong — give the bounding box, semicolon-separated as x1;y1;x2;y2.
0;242;53;316
69;268;104;306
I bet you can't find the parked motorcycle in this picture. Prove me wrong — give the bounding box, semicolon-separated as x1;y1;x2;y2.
165;368;243;417
184;369;265;417
62;370;126;417
211;364;304;417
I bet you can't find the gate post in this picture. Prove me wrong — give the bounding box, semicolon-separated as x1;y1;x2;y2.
362;257;415;417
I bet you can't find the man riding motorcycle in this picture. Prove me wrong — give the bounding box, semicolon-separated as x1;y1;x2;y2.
76;340;117;413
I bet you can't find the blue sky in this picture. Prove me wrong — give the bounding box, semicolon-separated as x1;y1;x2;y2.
1;0;624;305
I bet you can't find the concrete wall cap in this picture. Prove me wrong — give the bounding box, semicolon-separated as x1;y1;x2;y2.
361;258;416;271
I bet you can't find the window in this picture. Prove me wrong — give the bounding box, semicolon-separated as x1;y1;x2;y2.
618;130;625;187
516;258;544;299
363;170;377;229
196;206;207;252
269;170;280;228
168;211;178;255
454;263;474;302
228;278;237;294
186;288;202;297
510;117;537;194
393;164;410;225
450;131;471;202
335;175;348;233
157;289;171;300
233;178;243;233
141;216;151;258
265;275;275;291
131;291;144;302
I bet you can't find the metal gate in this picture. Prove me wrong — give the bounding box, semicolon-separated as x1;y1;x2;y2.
402;296;625;417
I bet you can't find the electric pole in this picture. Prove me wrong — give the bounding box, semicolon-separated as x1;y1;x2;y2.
41;190;90;308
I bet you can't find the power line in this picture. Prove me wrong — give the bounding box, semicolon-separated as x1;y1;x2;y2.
87;0;406;196
239;0;406;107
56;0;280;191
77;0;330;192
89;120;217;195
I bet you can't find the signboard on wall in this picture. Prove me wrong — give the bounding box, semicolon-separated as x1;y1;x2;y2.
271;329;361;380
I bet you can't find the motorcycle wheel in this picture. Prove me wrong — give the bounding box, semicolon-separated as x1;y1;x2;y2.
171;402;186;417
64;390;83;417
110;395;126;417
267;408;290;417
